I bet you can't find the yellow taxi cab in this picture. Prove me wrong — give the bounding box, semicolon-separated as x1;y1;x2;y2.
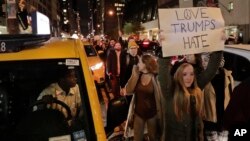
0;37;108;141
83;44;105;85
0;11;109;141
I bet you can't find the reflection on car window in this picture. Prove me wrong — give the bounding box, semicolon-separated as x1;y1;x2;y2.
0;59;95;141
84;45;97;57
224;52;250;82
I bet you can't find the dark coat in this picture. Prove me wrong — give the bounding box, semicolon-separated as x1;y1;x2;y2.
196;51;224;90
106;49;121;76
120;52;139;88
165;97;203;141
223;76;250;130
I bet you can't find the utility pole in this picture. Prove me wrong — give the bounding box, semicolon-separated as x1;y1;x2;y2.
117;13;120;32
76;12;81;34
114;1;125;39
100;0;104;35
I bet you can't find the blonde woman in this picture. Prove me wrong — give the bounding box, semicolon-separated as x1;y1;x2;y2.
166;63;203;141
125;54;165;141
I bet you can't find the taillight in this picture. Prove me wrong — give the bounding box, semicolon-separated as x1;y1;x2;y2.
142;41;150;47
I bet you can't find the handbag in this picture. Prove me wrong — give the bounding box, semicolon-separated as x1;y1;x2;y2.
106;96;130;134
109;96;128;107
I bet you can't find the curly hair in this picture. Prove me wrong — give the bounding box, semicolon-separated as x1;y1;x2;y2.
141;54;158;75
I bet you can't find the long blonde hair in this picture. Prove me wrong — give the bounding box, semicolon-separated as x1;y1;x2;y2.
172;63;203;121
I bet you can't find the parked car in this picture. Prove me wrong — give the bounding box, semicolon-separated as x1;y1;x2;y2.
84;44;105;85
224;44;250;87
138;40;162;56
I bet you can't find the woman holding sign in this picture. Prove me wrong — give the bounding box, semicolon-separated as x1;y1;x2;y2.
158;50;223;141
158;48;223;141
165;62;204;141
157;2;225;141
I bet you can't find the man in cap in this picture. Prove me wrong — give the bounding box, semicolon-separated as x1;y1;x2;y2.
120;41;141;96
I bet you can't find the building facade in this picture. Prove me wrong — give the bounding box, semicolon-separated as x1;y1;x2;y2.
58;0;79;36
123;0;158;40
0;0;81;37
27;0;62;36
219;0;250;43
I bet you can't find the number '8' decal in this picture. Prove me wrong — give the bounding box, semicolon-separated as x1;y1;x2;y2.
1;42;6;52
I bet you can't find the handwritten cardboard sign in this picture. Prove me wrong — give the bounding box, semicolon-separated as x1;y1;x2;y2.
158;7;225;57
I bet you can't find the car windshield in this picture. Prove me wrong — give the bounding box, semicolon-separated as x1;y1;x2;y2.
0;59;96;141
84;45;97;57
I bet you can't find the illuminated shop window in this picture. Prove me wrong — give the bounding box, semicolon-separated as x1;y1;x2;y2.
228;2;233;12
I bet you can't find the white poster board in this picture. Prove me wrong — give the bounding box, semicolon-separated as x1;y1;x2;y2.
158;7;225;57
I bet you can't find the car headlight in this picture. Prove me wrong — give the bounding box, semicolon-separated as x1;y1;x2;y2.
91;62;103;70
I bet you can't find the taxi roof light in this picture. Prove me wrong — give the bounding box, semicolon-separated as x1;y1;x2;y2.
0;34;50;53
0;11;51;53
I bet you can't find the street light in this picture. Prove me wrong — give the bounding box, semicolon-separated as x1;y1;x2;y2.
108;10;114;16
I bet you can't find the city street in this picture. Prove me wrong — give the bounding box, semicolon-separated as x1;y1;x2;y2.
1;0;250;141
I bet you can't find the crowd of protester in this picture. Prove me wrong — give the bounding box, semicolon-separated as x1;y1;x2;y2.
89;33;248;141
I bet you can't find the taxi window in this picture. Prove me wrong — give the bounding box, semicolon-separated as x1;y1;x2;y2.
84;45;97;57
0;59;96;141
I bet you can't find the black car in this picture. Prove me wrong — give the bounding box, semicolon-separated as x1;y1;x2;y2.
138;40;162;56
224;44;250;87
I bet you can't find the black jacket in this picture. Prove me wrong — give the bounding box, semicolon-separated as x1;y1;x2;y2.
120;51;139;88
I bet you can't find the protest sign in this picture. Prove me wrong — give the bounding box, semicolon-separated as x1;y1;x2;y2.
158;7;225;57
